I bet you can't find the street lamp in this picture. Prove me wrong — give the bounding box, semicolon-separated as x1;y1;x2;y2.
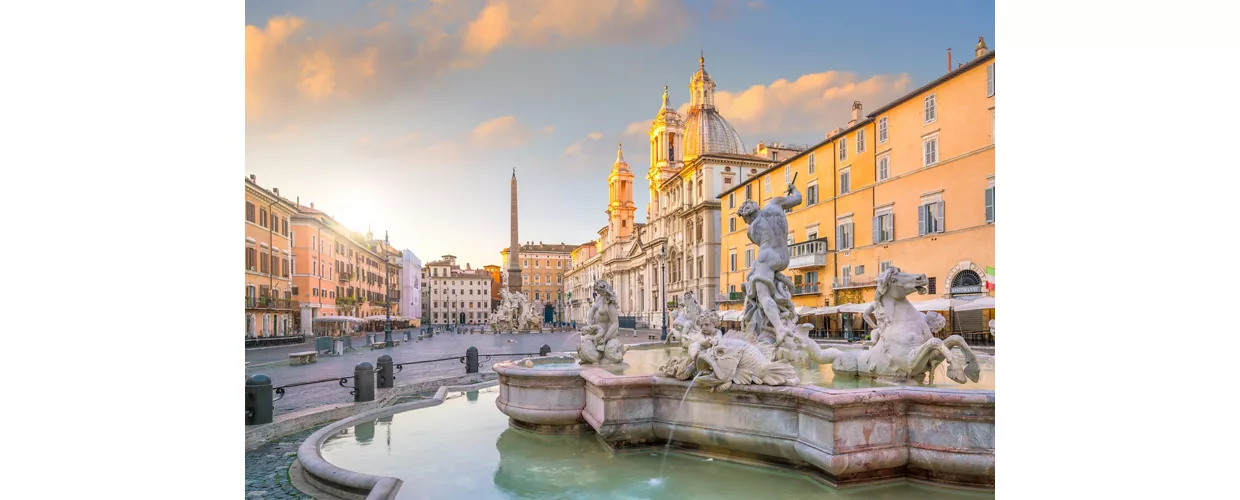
660;244;668;341
383;231;393;348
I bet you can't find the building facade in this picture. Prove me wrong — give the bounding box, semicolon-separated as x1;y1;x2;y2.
483;264;502;310
421;255;493;326
717;40;996;329
244;175;298;337
500;242;574;323
562;56;789;329
564;241;601;324
400;250;423;321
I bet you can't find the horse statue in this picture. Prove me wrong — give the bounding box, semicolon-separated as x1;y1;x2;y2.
791;267;981;384
577;280;627;364
666;291;701;345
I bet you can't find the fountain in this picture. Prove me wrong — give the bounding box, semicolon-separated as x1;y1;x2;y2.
292;179;994;498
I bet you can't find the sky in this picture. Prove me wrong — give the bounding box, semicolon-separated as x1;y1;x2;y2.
245;0;995;268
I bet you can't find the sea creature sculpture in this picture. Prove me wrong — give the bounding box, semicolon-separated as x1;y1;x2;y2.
793;267;982;384
661;330;798;392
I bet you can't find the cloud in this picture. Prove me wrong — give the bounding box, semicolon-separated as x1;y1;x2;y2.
247;1;694;130
619;71;912;142
470;115;553;148
560;131;610;168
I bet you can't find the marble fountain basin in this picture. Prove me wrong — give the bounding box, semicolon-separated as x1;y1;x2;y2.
493;346;996;489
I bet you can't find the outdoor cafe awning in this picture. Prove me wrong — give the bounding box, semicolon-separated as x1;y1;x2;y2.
951;296;995;312
720;310;744;321
913;298;955;312
312;316;365;324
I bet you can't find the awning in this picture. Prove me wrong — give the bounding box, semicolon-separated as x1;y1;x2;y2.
720;310;744;321
952;296;995;311
795;306;815;316
836;303;870;313
913;298;954;311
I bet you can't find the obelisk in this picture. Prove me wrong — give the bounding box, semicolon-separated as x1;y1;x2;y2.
507;168;522;293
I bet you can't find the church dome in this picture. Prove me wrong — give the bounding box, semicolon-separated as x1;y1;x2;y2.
682;55;745;160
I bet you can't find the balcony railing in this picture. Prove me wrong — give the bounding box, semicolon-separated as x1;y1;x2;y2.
788;238;828;270
832;277;878;289
717;292;745;303
245;296;299;310
793;283;821;295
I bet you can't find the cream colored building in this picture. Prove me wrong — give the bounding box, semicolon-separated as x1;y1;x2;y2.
562;56;797;328
421;255;493;326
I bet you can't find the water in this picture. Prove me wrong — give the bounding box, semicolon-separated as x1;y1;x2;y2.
615;346;996;391
320;389;994;500
656;374;698;481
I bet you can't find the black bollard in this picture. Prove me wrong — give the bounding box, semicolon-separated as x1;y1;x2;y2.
245;373;273;425
465;346;479;374
539;344;551;356
354;362;375;402
377;355;394;389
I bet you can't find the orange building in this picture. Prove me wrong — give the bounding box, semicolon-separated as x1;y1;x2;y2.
718;39;995;333
244;175;298;337
500;241;575;322
483;264;502;309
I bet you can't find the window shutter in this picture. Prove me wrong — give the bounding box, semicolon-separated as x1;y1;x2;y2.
918;205;926;236
872;217;881;244
985;187;995;222
935;201;945;233
987;64;995;96
836;225;843;249
887;213;895;241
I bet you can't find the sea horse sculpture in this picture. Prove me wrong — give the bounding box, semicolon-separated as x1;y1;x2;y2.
792;267;982;384
577;280;627;364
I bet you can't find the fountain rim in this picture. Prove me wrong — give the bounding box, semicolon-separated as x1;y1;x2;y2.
296;380;501;500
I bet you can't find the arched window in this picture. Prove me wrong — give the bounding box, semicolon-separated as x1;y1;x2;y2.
951;270;982;288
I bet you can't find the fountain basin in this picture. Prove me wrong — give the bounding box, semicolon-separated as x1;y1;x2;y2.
493;355;591;433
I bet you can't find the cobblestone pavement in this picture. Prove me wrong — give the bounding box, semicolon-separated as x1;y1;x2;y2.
245;424;323;499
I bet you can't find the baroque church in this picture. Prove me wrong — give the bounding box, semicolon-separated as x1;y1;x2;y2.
566;56;804;327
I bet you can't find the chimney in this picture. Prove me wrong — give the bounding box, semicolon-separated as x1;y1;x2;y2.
249;174;256;182
273;187;279;196
848;101;862;127
947;48;953;73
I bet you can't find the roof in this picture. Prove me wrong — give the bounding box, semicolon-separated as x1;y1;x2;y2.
869;50;995;117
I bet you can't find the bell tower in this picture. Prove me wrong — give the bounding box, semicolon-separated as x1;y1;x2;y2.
648;85;683;220
608;144;636;239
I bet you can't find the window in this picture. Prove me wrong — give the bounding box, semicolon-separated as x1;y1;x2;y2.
927;277;937;295
878;117;888;143
260;208;267;228
808;153;816;174
245;202;255;223
728;193;735;209
784;166;791;185
836;219;854;250
985;183;995;223
924;94;937;123
880;261;893;273
923;136;939;166
856;265;865;276
764;176;770;193
877;154;890;181
873;208;894;244
987;63;995;97
839;170;851;194
919;195;946;235
786;233;794;245
697;257;703;280
839;137;847;161
857;129;866;153
745;184;752;200
807;184;818;205
745;249;754;268
807;230;817;240
245;247;255;270
729;217;736;232
730;252;737;272
841;265;852;284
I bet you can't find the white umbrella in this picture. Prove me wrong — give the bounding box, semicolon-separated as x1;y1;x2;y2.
952;296;995;311
912;298;954;311
795;306;815;316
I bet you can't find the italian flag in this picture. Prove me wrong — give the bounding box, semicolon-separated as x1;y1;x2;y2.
985;266;995;291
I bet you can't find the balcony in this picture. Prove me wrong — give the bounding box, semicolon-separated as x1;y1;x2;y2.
832;277;878;290
793;283;821;295
245;296;298;310
717;292;745;304
788;238;828;270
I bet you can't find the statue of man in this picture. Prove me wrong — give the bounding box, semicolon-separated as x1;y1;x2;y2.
737;182;802;346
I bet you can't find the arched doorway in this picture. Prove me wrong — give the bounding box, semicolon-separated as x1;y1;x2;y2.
949;269;986;340
543;304;554;324
458;312;466;325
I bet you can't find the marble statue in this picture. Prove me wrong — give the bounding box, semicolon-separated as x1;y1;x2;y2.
737;181;804;361
660;329;798;392
577;280;627;364
791;267;982;384
491;289;519;333
518;296;543;332
666;291;701;345
988;319;995;338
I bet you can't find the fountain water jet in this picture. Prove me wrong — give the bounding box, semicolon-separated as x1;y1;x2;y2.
656;374;699;483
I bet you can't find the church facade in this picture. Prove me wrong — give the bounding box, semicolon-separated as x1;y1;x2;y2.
564;56;801;328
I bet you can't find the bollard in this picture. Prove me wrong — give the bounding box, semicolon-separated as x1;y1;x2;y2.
539;344;551;356
377;355;394;389
354;362;375;402
465;346;479;374
245;374;273;425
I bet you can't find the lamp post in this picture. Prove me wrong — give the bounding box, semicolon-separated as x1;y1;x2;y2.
660;244;668;341
383;231;393;348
